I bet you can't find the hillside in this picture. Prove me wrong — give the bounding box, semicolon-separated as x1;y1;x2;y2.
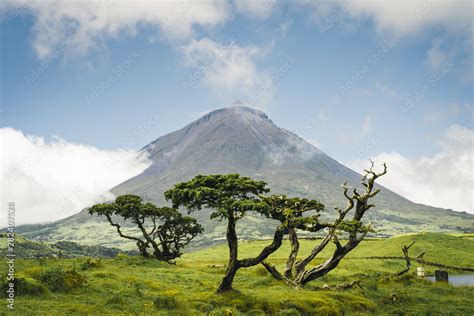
2;233;473;315
14;105;474;248
0;233;137;258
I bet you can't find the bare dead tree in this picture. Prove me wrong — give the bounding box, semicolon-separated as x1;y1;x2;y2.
262;161;387;287
396;241;416;276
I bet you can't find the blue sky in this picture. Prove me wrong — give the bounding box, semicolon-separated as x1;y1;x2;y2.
0;1;472;223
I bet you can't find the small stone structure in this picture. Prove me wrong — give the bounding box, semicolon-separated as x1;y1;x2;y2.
435;270;449;282
416;266;425;277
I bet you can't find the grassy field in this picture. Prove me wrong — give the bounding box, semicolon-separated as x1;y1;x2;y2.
1;232;473;315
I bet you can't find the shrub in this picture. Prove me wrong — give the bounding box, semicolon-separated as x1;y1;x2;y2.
106;292;126;306
21;267;43;279
80;258;102;270
153;294;181;310
209;307;237;315
93;272;114;278
275;309;301;316
116;253;128;259
1;277;47;297
39;267;86;292
133;283;144;298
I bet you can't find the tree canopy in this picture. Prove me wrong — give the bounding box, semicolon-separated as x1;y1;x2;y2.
165;174;285;292
165;173;270;219
89;194;203;262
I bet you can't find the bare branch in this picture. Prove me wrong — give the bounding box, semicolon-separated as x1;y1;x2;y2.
332;235;342;249
396;241;415;276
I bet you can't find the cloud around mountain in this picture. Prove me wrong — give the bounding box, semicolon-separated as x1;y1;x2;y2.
0;128;151;226
350;124;474;213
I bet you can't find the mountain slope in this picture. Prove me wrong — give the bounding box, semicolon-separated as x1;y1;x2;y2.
15;105;474;247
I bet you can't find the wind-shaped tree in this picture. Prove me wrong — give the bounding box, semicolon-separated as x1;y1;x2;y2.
165;174;286;293
89;194;203;263
262;161;387;287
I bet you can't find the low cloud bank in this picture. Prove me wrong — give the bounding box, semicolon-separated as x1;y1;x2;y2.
349;125;473;213
1;128;151;226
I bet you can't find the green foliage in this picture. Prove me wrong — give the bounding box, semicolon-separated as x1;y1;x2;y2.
1;277;47;297
1;233;473;315
0;233;138;259
89;194;203;261
153;294;181;309
39;267;86;292
106;292;127;306
262;195;325;230
80;258;102;270
165;174;270;219
337;219;374;234
166;174;287;292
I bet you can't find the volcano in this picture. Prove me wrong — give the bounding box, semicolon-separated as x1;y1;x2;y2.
16;105;474;248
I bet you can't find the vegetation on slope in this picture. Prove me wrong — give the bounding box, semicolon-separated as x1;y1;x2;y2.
1;233;473;315
0;233;137;259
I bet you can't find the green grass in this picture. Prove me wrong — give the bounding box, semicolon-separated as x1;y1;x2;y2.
1;233;473;315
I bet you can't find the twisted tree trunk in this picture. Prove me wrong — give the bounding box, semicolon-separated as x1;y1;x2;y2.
284;228;300;278
217;212;239;293
396;241;415;276
262;161;387;288
217;211;286;293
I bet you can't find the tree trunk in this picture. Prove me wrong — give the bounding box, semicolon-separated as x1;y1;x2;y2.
217;212;239;293
217;263;239;293
296;237;363;286
262;261;284;280
396;241;415;276
284;227;299;278
297;255;344;285
137;241;149;258
294;233;332;274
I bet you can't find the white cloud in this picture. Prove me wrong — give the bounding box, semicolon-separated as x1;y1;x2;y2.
344;0;472;37
426;39;452;71
298;0;473;37
234;0;277;18
0;128;151;226
1;0;230;59
181;38;273;108
349;124;474;212
298;0;473;81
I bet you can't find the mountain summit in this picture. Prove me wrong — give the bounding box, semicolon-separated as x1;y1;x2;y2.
110;105;472;239
17;105;473;247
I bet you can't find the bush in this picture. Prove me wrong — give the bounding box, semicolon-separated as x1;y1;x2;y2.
153;294;181;310
21;267;43;279
39;267;86;292
106;292;127;306
1;277;47;297
80;258;102;270
93;272;114;278
275;309;301;316
209;307;237;315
